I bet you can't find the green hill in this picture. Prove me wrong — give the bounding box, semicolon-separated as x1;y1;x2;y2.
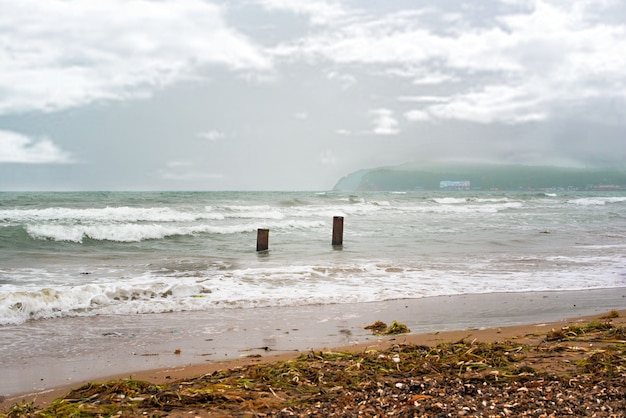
333;163;626;191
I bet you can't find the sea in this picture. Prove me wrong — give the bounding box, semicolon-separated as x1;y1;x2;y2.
1;190;625;327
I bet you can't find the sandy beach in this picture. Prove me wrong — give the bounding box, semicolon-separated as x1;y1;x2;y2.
2;287;625;414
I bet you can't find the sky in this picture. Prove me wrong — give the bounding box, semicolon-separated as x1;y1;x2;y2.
1;0;625;191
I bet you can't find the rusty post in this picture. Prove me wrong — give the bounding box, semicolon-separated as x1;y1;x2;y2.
256;228;269;251
332;216;344;246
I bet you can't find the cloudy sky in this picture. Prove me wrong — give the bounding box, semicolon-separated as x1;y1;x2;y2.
1;0;625;191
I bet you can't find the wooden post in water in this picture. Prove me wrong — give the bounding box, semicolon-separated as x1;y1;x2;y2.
256;228;269;251
332;216;344;246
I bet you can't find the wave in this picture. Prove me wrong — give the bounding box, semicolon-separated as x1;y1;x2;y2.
2;255;624;326
0;203;315;224
0;279;213;326
432;197;469;204
25;220;327;243
432;197;514;204
0;206;224;223
569;197;626;206
418;202;523;214
222;205;285;219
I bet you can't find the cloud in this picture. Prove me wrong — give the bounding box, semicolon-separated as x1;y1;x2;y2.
0;0;272;115
257;0;350;26
404;110;431;122
398;96;448;103
412;72;459;86
427;84;548;124
370;109;400;135
319;149;337;166
326;71;357;89
0;130;75;163
269;0;626;125
197;130;226;141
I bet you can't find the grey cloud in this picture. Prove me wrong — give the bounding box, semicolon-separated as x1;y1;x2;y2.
268;0;626;125
1;0;625;191
0;0;271;115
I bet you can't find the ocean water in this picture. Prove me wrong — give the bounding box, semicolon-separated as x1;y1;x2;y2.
1;190;625;326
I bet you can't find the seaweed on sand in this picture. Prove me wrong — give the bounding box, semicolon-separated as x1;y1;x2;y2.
4;316;626;417
364;320;410;335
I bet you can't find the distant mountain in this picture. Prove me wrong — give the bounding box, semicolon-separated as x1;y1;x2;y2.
333;163;626;191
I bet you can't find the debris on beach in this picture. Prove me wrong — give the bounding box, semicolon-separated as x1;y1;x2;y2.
364;320;411;335
364;320;388;334
601;309;620;319
385;320;410;335
4;317;626;417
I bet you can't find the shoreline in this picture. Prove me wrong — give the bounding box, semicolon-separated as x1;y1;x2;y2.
2;288;626;410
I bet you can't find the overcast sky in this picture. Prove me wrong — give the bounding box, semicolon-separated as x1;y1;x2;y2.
1;0;625;191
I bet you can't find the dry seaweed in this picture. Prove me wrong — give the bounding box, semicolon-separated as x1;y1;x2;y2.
4;317;626;417
384;320;410;335
364;320;410;335
363;320;387;334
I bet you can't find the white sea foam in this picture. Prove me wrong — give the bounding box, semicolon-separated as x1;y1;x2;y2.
2;252;624;326
0;206;224;223
475;197;512;203
407;201;523;214
222;205;285;219
432;197;469;204
569;197;626;206
26;224;210;243
25;219;327;242
2;190;625;327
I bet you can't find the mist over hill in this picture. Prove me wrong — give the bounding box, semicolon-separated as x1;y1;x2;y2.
333;163;626;191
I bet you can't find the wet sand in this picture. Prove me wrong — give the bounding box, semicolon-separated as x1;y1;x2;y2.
1;288;625;410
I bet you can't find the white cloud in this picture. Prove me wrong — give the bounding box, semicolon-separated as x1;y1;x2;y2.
370;108;400;135
165;160;193;168
257;0;350;26
0;130;75;163
320;149;337;166
270;0;626;124
197;130;226;141
412;73;459;86
0;0;272;115
427;84;548;124
335;129;352;135
404;110;431;122
326;71;357;89
398;96;449;103
293;112;308;120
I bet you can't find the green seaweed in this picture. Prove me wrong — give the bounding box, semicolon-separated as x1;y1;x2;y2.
4;317;626;417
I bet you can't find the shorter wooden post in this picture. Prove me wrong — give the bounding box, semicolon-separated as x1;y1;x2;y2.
256;228;269;251
332;216;344;246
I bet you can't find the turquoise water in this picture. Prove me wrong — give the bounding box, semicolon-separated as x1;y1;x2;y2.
1;190;625;325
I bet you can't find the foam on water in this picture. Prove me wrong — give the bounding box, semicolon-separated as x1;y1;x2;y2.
1;250;624;326
24;219;326;242
569;197;626;206
0;206;225;223
1;190;625;326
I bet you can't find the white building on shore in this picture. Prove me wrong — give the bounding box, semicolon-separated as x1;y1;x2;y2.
440;180;471;190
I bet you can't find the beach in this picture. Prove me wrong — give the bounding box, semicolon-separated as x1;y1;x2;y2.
2;288;625;414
